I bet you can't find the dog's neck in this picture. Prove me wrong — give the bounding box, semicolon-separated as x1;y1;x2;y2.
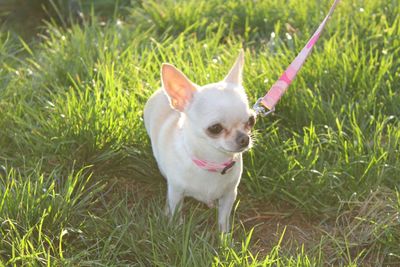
181;122;238;164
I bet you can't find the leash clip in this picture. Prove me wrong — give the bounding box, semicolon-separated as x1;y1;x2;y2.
253;98;275;117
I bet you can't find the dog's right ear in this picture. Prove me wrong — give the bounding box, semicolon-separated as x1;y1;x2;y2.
224;49;244;85
161;64;197;112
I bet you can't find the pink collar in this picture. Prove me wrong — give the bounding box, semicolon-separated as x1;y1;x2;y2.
192;158;236;175
182;132;236;175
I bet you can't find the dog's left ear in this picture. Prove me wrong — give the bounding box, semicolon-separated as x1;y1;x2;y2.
224;49;244;85
161;63;197;112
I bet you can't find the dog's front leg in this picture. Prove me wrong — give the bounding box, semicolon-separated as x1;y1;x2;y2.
218;190;237;232
165;183;184;218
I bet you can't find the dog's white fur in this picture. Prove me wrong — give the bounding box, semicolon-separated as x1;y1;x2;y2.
144;50;255;232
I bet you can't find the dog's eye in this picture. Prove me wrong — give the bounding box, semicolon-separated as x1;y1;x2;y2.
248;115;256;128
207;123;223;135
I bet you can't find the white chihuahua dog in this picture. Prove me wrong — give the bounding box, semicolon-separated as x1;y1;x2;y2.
144;50;255;232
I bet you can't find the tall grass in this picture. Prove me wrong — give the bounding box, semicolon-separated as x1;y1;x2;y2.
0;0;399;265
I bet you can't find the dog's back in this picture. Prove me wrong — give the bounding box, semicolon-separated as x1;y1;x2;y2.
143;89;179;174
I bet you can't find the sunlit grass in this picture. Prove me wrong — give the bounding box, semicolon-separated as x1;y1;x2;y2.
0;0;399;265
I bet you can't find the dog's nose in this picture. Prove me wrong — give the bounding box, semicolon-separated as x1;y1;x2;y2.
236;132;249;148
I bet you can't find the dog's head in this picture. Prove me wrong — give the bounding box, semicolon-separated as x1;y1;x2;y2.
161;50;255;153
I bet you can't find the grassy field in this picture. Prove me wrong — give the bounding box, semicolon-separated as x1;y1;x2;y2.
0;0;399;265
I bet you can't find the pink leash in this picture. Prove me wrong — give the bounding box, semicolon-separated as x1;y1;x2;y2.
254;0;341;116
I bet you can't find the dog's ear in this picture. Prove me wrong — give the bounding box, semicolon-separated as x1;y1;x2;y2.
161;64;197;112
224;49;244;85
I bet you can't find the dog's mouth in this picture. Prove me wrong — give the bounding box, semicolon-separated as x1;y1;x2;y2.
218;145;250;154
206;134;253;154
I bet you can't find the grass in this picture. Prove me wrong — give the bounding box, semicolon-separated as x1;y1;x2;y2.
0;0;399;265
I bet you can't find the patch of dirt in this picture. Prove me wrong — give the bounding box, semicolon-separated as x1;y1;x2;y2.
109;177;324;250
236;199;324;257
104;177;400;266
